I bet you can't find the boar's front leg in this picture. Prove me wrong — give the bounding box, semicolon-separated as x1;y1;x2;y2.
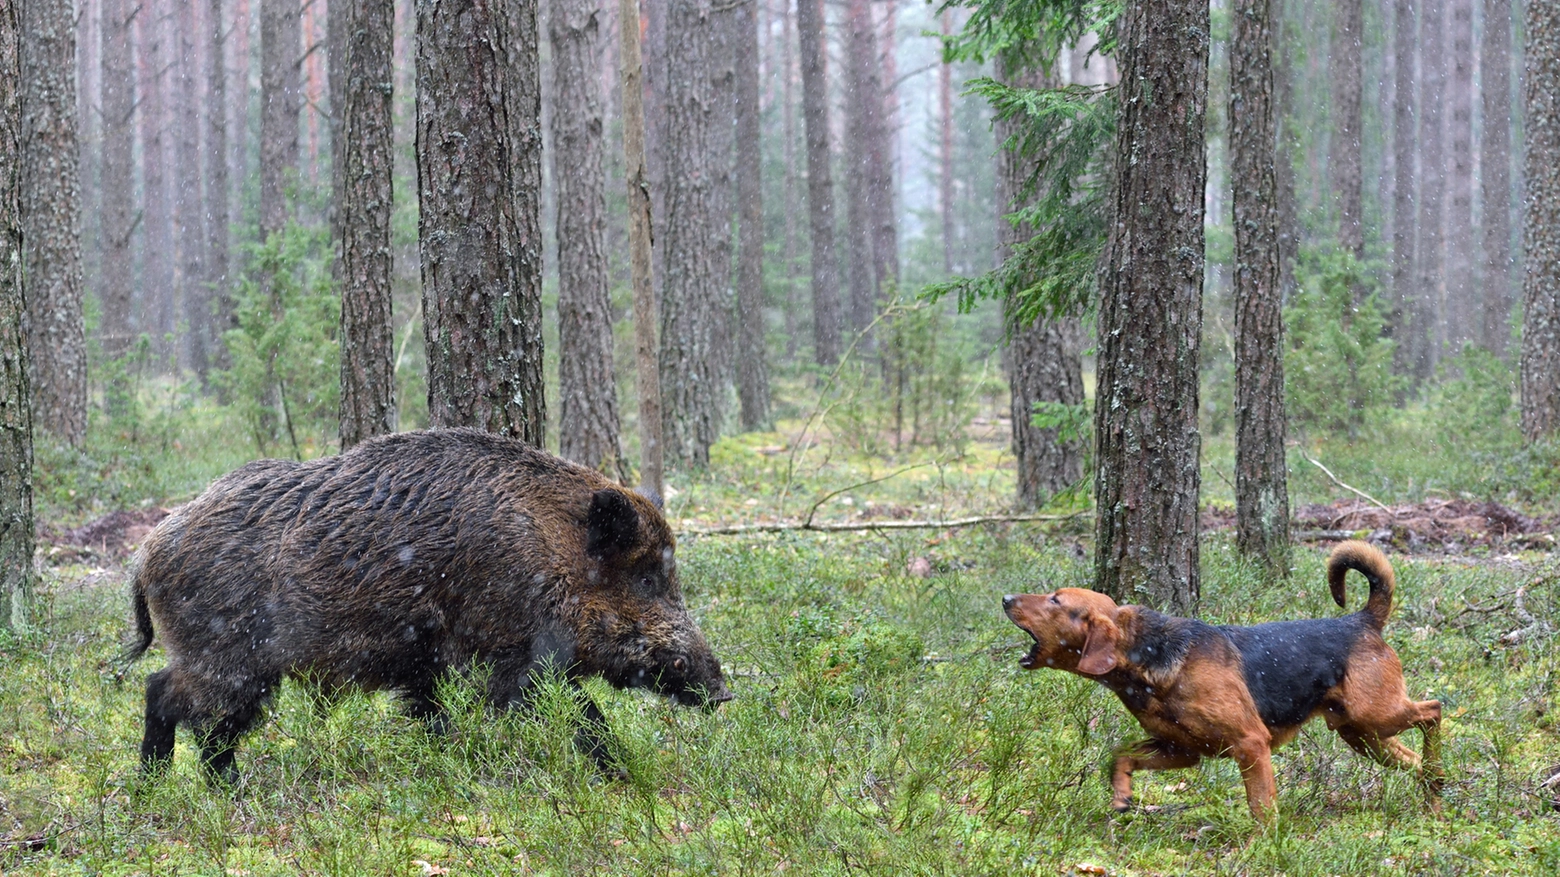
571;686;629;780
140;668;183;773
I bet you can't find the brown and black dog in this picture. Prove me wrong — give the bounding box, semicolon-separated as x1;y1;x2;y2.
1002;541;1442;821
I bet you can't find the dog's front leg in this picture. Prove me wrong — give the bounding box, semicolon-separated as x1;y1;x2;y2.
1110;738;1201;811
1231;735;1278;823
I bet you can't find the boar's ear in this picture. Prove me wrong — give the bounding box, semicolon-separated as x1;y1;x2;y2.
586;488;642;561
634;484;664;510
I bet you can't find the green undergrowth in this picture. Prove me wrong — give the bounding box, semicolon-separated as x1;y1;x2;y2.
4;527;1558;875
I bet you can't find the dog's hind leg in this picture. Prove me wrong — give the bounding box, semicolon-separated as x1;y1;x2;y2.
1109;738;1201;812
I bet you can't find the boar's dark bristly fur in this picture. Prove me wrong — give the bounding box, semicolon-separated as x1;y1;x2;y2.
126;428;730;783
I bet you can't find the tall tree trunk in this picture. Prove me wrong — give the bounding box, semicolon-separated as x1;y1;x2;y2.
1232;0;1290;574
550;0;625;474
335;0;396;450
1414;0;1446;379
1390;0;1417;376
618;0;662;496
1;0;35;632
996;59;1083;510
1330;0;1363;258
138;0;174;355
206;0;233;375
1482;0;1515;355
781;0;799;360
734;0;769;431
1094;0;1208;613
99;0;135;359
797;0;840;364
706;0;737;384
174;0;206;378
19;0;86;445
1273;0;1297;297
1521;0;1560;440
939;9;953;276
260;0;300;240
867;0;896;298
660;0;727;469
417;0;545;444
1446;0;1475;352
841;0;890;329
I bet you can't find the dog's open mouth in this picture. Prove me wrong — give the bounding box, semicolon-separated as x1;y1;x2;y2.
1017;633;1043;670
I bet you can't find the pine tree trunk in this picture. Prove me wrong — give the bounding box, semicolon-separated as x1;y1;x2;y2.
99;0;135;359
1094;0;1208;613
617;0;663;496
260;0;300;240
939;9;953;276
796;0;840;365
174;0;206;379
866;0;895;298
138;0;175;355
660;0;727;469
1329;0;1363;258
995;59;1083;510
1446;0;1475;352
780;0;799;359
416;0;546;444
19;0;86;446
335;0;396;450
1482;0;1515;356
1521;0;1560;440
1;0;34;630
206;0;233;374
550;0;625;474
1231;0;1290;574
1414;0;1446;379
733;0;769;431
1390;0;1418;376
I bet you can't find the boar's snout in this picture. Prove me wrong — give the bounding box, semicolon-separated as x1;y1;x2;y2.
663;648;733;711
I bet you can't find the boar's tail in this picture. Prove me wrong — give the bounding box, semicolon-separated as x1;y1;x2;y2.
1327;540;1395;630
124;571;155;665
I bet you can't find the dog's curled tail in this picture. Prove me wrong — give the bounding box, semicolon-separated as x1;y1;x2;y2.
1327;540;1395;628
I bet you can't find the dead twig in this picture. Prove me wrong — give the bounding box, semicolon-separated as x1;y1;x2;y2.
679;510;1090;537
1293;447;1392;513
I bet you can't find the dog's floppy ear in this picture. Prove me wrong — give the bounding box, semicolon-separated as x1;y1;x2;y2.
1076;612;1120;675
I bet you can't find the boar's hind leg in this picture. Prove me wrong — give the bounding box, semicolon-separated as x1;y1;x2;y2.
140;668;184;774
194;700;264;787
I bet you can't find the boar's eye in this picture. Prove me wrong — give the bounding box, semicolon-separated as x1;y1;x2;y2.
637;574;657;594
673;656;687;673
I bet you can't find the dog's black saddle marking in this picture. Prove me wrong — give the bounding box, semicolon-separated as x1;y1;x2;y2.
1220;615;1370;729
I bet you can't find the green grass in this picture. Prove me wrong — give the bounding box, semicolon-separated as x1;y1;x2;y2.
4;518;1558;875
6;376;1560;875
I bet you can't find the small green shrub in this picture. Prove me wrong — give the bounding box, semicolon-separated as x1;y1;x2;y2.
1284;249;1402;439
218;220;340;458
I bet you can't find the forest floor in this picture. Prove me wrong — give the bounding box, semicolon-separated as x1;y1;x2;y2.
4;414;1560;875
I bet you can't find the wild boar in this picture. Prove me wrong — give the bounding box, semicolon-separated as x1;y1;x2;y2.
125;428;730;783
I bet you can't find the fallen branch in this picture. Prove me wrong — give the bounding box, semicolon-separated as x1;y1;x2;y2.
679;510;1090;537
1293;447;1392;513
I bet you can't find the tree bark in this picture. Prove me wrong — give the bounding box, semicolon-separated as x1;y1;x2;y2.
19;0;86;445
1521;0;1560;440
174;0;206;379
659;0;728;469
1;0;34;631
1446;0;1475;352
1390;0;1417;377
734;0;769;431
1094;0;1208;613
206;0;233;374
796;0;840;365
260;0;300;240
138;0;174;354
550;0;625;474
617;0;662;497
1232;0;1290;574
99;0;135;359
1482;0;1515;356
1414;0;1446;379
781;0;799;359
335;0;396;450
939;9;953;276
416;0;545;444
1329;0;1363;258
995;59;1083;510
842;0;875;330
